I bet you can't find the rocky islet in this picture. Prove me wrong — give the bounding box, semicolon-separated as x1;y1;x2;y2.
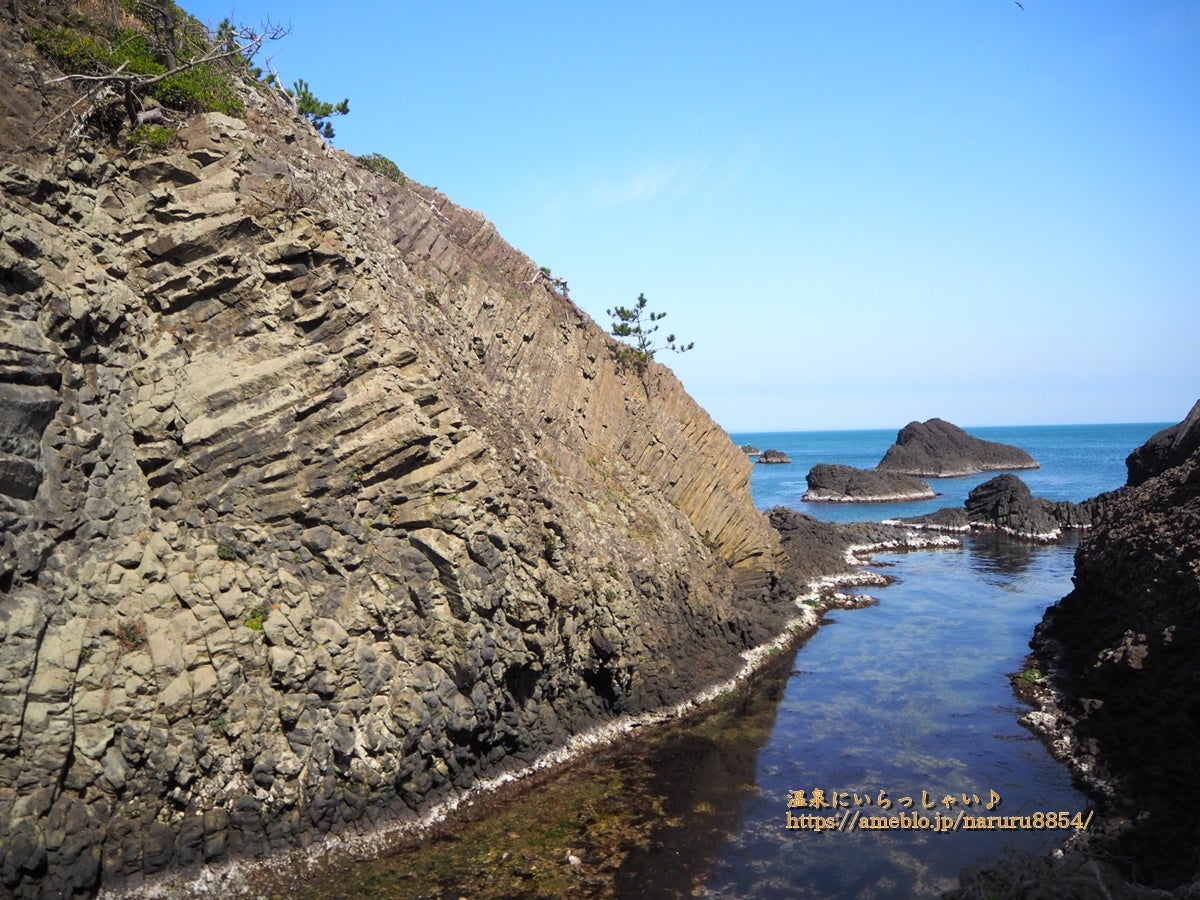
802;463;935;503
876;417;1039;477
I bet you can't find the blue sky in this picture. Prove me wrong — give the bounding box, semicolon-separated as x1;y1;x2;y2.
187;1;1199;430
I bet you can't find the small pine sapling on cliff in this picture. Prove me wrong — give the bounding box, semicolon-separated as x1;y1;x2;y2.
290;77;349;139
607;293;693;369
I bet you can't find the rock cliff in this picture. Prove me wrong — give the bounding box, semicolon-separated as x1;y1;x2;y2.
1125;399;1200;488
876;418;1038;477
0;15;792;896
1024;402;1200;888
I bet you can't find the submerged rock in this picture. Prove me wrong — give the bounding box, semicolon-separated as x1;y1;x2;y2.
876;418;1038;477
802;463;934;503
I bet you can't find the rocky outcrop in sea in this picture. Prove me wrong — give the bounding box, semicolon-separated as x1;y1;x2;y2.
756;449;792;464
891;473;1110;541
876;418;1039;477
801;463;934;503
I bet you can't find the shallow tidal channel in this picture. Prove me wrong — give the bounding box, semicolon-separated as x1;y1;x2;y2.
283;534;1089;899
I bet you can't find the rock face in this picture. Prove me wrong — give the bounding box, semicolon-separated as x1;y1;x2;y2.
1125;399;1200;488
876;418;1038;477
802;463;934;503
0;23;793;898
1028;402;1200;887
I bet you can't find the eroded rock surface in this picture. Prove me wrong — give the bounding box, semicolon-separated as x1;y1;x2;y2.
1125;399;1200;488
876;418;1038;477
0;26;793;896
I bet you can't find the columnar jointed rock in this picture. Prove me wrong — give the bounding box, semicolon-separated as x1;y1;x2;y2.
876;418;1039;477
0;22;793;897
802;463;935;503
1023;401;1200;888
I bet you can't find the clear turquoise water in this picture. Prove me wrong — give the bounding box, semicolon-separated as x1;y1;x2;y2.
697;422;1167;896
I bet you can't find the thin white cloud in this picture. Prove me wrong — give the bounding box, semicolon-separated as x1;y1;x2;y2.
585;157;713;208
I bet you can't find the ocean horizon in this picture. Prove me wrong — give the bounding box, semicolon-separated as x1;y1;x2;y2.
730;421;1168;523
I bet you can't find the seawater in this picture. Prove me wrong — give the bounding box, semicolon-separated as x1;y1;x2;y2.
698;421;1166;897
290;422;1167;899
733;422;1163;522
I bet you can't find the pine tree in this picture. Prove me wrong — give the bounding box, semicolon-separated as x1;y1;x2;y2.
607;293;694;367
291;78;349;139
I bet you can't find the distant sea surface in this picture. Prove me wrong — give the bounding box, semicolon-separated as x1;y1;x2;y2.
730;422;1166;522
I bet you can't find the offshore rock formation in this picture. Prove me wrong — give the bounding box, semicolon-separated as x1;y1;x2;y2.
801;463;934;503
1024;403;1200;889
756;449;791;464
0;23;793;897
893;474;1109;542
876;418;1038;477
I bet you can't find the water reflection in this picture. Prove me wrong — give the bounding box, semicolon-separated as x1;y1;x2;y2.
967;531;1080;578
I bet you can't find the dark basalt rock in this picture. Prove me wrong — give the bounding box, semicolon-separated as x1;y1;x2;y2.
876;418;1038;477
1125;399;1200;488
895;474;1109;541
892;506;970;532
802;463;934;503
1027;401;1200;887
964;474;1064;540
756;449;792;464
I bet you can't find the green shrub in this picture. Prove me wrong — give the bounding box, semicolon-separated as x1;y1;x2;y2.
245;604;267;631
31;16;246;122
30;26;118;74
152;63;244;117
128;123;176;151
115;619;147;651
358;153;406;184
217;543;237;561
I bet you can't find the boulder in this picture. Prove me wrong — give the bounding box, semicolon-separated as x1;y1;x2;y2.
802;463;934;503
876;418;1038;477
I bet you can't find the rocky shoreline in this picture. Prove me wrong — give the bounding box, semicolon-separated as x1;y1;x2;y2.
949;401;1200;897
101;518;960;898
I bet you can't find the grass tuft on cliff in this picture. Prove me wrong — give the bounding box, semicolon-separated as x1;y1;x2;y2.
30;1;246;120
